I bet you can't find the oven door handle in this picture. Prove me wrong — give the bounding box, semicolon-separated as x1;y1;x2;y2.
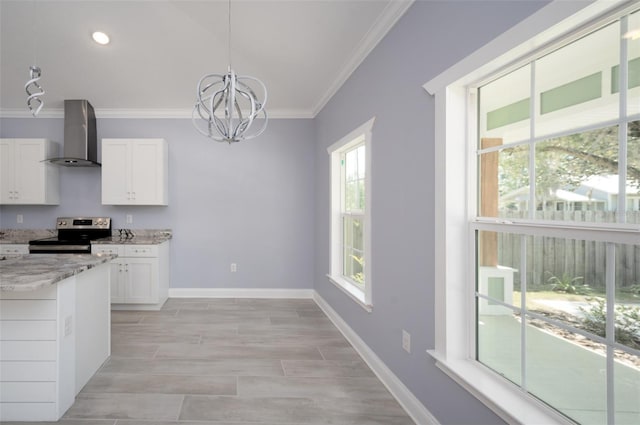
29;245;92;253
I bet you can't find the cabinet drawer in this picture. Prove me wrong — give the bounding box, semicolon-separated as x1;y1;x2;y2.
92;245;124;256
124;245;157;257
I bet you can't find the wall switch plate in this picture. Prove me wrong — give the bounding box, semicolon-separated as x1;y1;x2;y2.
126;214;133;224
16;214;23;223
230;263;237;272
402;329;411;353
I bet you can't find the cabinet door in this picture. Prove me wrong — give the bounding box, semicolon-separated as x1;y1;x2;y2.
0;140;15;203
110;260;127;304
14;140;46;204
130;141;163;205
101;141;130;205
125;258;158;304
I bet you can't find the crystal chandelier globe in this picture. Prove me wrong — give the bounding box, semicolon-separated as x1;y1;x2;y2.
192;0;267;143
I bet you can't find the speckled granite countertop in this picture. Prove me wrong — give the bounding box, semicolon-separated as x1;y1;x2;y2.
0;229;55;244
92;229;172;245
0;253;116;292
0;229;171;245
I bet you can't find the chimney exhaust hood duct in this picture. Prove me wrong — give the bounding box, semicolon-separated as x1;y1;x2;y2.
46;99;100;167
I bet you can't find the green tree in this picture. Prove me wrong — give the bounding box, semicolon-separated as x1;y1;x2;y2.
499;121;640;202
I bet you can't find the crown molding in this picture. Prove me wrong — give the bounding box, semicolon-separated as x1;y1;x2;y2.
311;0;415;117
0;109;65;119
0;1;412;121
0;108;314;120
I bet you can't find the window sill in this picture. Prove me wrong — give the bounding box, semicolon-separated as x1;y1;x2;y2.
326;274;372;312
427;350;574;425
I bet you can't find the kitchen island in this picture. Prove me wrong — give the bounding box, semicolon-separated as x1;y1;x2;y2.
0;254;114;422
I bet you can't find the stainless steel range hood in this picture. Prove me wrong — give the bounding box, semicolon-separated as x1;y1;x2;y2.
46;99;100;167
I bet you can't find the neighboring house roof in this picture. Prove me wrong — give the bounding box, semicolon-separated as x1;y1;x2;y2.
580;174;640;195
501;175;640;205
554;189;596;202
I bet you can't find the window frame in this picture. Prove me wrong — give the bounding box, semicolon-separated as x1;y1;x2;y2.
424;1;640;424
327;117;375;311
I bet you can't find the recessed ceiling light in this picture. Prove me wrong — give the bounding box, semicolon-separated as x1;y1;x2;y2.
92;31;110;45
623;29;640;40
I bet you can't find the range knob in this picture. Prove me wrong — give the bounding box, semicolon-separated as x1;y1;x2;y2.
96;219;103;225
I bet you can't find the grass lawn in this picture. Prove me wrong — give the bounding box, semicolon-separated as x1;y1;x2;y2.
514;290;640;305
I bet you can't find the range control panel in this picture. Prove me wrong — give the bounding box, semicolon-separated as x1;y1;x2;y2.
56;217;111;230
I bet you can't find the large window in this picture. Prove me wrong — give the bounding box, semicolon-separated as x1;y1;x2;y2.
475;10;640;424
327;118;374;310
427;1;640;424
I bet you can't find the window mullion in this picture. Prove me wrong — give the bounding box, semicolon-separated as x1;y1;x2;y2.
520;234;528;392
472;220;640;245
605;243;616;425
618;15;629;223
529;61;537;221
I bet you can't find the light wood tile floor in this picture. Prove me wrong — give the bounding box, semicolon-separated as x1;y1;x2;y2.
5;298;415;425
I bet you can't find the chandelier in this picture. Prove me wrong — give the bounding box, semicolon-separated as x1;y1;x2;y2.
192;0;267;143
25;65;45;117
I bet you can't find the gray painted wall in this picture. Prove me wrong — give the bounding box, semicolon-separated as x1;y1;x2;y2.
313;1;551;424
0;117;315;290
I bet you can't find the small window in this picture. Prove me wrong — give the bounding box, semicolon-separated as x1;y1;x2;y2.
327;118;374;311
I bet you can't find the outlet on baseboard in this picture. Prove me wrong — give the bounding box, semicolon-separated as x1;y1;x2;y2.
402;329;411;353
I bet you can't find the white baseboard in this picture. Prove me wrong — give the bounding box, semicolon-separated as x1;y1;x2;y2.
313;292;440;425
168;288;315;299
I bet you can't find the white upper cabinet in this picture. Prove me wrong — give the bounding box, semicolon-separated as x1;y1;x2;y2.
0;138;60;205
101;138;168;205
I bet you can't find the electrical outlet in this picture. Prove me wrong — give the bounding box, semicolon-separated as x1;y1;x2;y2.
17;214;23;223
64;315;73;336
402;329;411;353
230;263;237;272
126;214;133;224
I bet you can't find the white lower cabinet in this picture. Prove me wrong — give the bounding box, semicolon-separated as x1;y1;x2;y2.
111;257;158;304
92;242;169;310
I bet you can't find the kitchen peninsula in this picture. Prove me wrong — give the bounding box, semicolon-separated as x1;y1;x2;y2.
0;253;114;421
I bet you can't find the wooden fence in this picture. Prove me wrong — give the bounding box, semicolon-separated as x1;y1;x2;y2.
495;211;640;290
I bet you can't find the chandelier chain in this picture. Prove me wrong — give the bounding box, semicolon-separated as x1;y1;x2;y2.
228;0;232;69
25;0;44;117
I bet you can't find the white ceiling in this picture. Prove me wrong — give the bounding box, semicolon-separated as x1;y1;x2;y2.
0;0;412;118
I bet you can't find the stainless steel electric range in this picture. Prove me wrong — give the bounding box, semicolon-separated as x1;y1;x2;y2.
29;217;112;254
